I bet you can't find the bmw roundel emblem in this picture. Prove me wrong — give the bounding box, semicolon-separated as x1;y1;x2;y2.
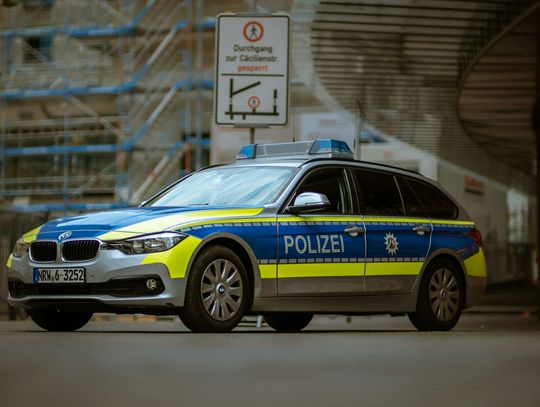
59;231;72;240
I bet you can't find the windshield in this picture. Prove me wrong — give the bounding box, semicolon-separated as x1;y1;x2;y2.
147;166;295;207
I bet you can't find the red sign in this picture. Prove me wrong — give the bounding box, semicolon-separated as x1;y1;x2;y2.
243;21;264;42
247;96;261;110
464;175;485;196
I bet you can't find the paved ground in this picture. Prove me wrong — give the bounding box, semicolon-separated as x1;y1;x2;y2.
0;312;539;407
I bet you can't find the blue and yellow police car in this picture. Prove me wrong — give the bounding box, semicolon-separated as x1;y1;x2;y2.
6;139;486;332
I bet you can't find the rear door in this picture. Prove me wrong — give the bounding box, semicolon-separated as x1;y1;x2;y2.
351;169;431;293
277;167;366;296
405;178;462;259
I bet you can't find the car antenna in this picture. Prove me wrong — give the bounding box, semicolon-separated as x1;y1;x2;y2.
356;99;366;161
292;91;296;142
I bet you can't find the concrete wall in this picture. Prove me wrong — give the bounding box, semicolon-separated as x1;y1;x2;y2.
437;161;515;283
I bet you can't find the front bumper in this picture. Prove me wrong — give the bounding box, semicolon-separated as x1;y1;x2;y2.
7;248;187;312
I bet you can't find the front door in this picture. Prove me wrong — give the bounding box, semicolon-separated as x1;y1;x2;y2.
277;168;366;296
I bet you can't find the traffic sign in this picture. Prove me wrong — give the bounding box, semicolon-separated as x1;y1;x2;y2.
214;14;290;127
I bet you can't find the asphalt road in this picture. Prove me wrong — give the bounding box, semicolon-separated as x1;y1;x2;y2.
0;313;539;407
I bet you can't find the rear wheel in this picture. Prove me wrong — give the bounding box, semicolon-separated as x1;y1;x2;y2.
264;313;313;332
29;309;93;332
179;246;250;333
408;259;464;331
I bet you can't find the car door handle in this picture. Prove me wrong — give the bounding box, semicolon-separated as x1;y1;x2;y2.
344;226;365;237
412;225;431;235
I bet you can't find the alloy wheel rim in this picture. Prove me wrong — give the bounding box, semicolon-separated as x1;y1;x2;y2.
200;259;243;321
428;268;460;322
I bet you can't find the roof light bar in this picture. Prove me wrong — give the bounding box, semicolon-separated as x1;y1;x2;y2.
236;139;353;160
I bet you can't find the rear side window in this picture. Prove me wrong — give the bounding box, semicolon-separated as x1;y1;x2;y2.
353;169;404;216
408;179;458;219
396;177;426;218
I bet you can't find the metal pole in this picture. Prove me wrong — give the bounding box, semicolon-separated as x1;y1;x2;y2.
535;100;540;320
194;0;203;169
185;1;192;171
355;100;362;161
0;35;7;197
535;12;540;320
63;95;69;215
250;0;258;146
63;32;71;215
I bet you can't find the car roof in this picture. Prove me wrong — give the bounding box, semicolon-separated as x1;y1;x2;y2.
211;156;427;180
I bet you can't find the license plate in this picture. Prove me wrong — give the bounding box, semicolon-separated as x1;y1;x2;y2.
33;268;85;284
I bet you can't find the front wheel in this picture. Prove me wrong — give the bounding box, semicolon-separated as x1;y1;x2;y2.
408;259;464;331
179;246;250;333
264;313;313;332
29;309;93;332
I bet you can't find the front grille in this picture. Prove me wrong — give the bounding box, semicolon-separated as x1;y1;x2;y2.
8;277;165;298
30;241;57;262
62;240;100;261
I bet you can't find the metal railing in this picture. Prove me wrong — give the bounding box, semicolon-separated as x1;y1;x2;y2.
1;0;210;210
458;0;535;81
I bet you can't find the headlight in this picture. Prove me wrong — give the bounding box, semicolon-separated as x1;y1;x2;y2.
13;238;29;258
105;232;187;255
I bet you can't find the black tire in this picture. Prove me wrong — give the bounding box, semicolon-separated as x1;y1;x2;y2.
264;313;313;332
179;245;250;333
29;309;93;332
408;259;465;331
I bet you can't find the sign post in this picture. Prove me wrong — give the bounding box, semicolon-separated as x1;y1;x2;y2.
214;13;291;142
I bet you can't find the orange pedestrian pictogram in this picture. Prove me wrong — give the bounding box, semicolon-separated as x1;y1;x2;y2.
243;21;264;42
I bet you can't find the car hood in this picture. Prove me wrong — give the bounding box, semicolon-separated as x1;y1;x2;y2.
24;206;264;241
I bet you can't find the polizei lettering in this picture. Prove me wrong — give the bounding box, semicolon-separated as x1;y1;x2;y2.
283;234;345;255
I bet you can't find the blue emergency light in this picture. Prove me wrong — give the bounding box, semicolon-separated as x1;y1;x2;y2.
236;139;354;160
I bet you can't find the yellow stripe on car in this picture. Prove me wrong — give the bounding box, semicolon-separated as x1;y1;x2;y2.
141;235;202;279
259;264;276;279
362;216;430;224
432;220;475;226
140;235;275;280
362;216;474;226
464;248;487;277
279;216;363;223
22;225;43;243
6;254;13;268
97;231;146;241
98;208;265;240
365;262;423;276
279;215;474;227
178;216;276;229
278;263;363;278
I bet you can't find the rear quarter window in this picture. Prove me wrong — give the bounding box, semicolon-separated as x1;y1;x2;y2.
407;179;458;219
396;177;426;218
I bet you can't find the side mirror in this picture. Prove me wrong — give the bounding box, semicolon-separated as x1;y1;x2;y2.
287;192;331;214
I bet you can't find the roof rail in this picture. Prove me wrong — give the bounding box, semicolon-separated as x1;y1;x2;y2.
303;156;422;176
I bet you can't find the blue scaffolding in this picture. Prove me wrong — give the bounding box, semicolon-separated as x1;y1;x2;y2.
0;0;214;213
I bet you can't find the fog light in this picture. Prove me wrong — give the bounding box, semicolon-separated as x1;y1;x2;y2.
145;278;158;291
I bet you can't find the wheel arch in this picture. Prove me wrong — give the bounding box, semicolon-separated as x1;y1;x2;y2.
414;249;468;304
185;232;263;301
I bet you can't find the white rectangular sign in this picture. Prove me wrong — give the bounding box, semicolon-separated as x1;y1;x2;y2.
214;14;290;127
